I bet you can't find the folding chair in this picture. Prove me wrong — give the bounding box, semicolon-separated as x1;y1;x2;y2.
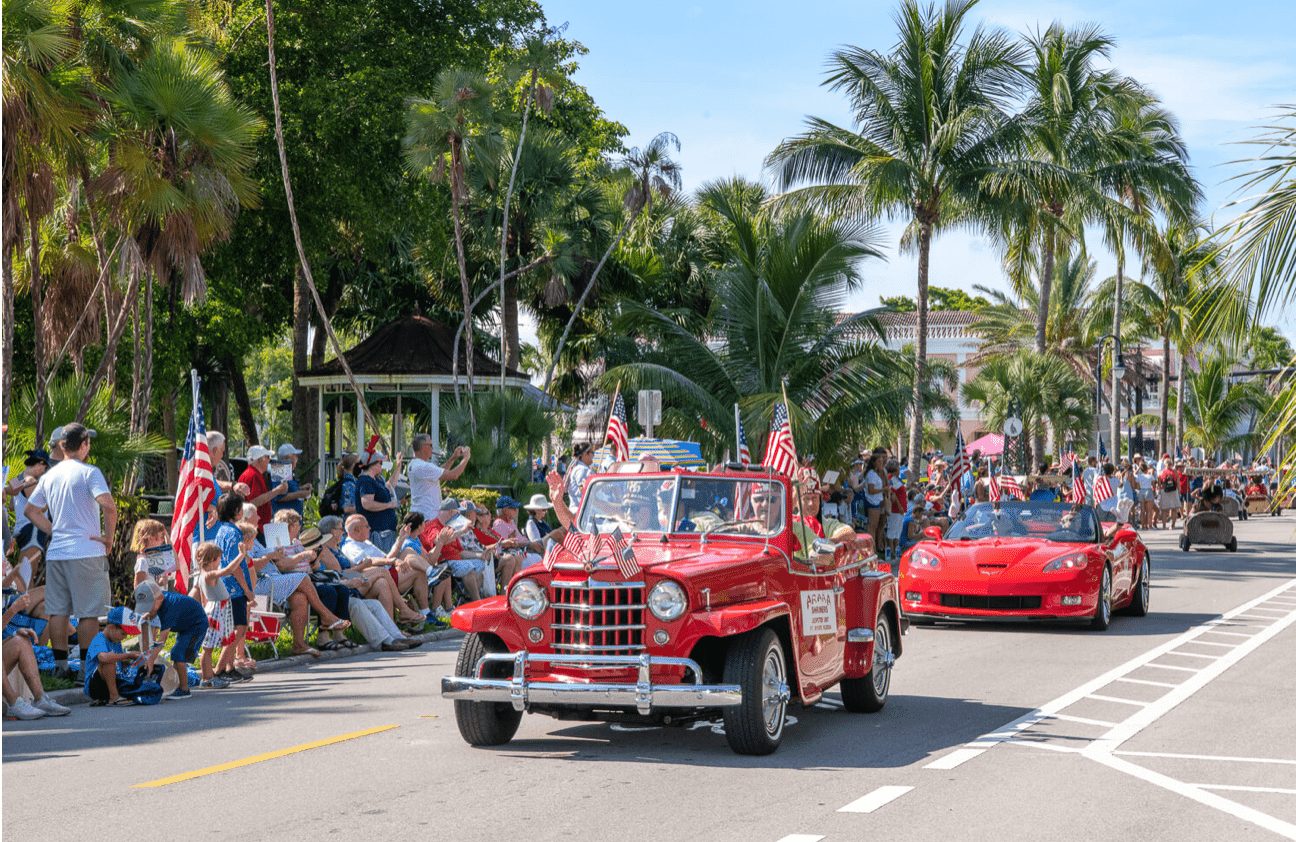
247;593;287;658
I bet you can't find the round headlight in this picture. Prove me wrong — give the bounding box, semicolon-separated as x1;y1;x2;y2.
509;578;547;620
648;580;688;622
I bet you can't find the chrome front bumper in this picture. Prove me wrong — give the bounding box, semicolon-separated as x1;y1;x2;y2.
441;652;742;716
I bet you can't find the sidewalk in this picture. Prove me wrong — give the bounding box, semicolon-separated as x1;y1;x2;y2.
43;627;465;708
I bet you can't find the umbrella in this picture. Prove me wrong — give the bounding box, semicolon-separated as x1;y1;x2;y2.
964;432;1005;456
594;437;706;469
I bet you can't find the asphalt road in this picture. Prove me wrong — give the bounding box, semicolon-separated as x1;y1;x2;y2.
6;513;1296;842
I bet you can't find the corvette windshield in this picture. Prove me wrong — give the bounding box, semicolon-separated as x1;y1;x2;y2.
577;476;786;537
945;502;1101;544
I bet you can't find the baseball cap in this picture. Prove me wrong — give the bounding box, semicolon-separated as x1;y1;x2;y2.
105;606;128;627
460;500;483;515
573;442;593;458
364;451;386;467
247;445;274;461
59;423;97;450
276;443;303;458
132;580;161;615
439;497;459;512
24;448;50;467
496;495;520;510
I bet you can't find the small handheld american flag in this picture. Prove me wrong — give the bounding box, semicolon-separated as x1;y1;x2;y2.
948;427;969;483
987;469;1002;503
601;527;641;578
605;391;630;462
1093;474;1115;503
999;475;1023;500
1070;459;1087;505
762;403;798;477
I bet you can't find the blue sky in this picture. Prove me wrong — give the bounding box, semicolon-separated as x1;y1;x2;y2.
536;0;1294;319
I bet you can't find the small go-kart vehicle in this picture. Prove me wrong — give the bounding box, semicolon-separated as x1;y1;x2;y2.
1220;496;1241;519
1245;495;1281;517
1180;510;1236;552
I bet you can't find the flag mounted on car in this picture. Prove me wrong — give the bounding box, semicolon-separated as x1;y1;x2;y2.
762;403;798;477
605;390;630;462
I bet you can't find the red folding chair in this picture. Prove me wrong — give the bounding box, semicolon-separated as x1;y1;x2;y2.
246;594;287;658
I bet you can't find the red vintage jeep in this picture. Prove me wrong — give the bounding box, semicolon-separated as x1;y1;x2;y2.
441;466;905;755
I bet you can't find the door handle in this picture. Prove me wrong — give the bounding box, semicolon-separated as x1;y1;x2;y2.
832;585;845;595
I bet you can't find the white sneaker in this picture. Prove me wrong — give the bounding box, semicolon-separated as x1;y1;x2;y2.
7;698;47;720
35;696;71;717
434;607;451;622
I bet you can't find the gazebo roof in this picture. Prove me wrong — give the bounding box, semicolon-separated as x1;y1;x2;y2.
299;315;526;381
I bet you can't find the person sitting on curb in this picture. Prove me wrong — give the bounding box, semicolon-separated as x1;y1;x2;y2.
83;607;152;707
133;579;210;700
341;516;428;628
3;592;71;720
302;526;420;652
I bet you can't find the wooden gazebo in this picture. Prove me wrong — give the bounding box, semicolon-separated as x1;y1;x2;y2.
297;315;530;484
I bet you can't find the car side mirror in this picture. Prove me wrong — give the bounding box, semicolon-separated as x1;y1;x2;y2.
923;525;943;541
811;538;839;559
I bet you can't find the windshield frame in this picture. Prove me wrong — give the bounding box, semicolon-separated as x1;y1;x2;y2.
945;501;1101;544
576;473;789;538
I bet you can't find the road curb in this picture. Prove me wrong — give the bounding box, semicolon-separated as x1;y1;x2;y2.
43;627;465;708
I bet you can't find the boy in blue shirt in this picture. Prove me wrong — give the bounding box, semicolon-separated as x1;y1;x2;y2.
134;580;208;700
84;608;139;706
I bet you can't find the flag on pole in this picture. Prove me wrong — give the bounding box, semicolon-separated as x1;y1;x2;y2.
948;427;969;482
1099;437;1108;461
1059;450;1075;473
1093;473;1115;503
999;475;1023;500
735;405;751;466
1069;458;1087;504
987;467;1002;503
605;391;630;462
762;403;799;477
170;380;214;592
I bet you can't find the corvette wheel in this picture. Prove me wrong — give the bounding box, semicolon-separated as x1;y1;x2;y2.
1090;565;1112;631
722;627;789;755
1123;552;1150;617
841;611;896;713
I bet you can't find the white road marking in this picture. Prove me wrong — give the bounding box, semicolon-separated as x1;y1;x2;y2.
1247;607;1289;614
1047;713;1117;727
1143;663;1200;673
1086;694;1148;707
1115;677;1178;688
1180;640;1235;648
775;835;825;842
1192;784;1296;795
838;786;914;813
1086;752;1296;839
1115;750;1296;766
1201;630;1253;638
1160;651;1221;660
923;748;985;769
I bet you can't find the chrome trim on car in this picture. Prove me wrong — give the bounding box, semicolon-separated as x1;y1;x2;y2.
442;651;742;715
552;623;647;632
846;627;874;643
551;602;647;612
552;642;647;652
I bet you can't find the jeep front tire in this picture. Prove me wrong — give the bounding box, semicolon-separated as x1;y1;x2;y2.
453;633;522;747
721;627;789;755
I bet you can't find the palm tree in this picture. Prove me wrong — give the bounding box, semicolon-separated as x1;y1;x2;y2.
1133;353;1266;458
495;30;565;386
405;68;500;401
541;131;682;396
600;178;911;463
963;350;1094;467
765;0;1023;477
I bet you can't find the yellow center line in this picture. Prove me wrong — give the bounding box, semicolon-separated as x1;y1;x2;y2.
132;724;400;789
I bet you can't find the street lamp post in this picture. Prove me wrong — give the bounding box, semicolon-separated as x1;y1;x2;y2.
1093;334;1125;460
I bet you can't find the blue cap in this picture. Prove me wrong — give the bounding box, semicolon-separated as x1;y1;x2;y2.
106;606;128;626
496;495;519;510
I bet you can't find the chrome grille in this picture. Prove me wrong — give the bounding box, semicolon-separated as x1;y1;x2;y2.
550;579;645;654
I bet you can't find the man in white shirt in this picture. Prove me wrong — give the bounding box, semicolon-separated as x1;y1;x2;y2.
25;424;116;678
566;442;595;512
406;434;470;519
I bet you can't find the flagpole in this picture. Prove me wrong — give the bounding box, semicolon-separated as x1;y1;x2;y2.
779;378;803;492
192;369;205;547
733;402;741;461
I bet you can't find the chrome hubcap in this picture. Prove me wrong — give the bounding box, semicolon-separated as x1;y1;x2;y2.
761;646;788;738
1141;558;1151;607
872;619;893;697
1100;569;1111;622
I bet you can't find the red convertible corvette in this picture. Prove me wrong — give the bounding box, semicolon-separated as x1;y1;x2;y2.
899;501;1150;630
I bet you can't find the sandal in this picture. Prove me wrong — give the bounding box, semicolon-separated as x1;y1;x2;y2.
341;640;359;649
290;646;321;658
318;640;343;652
326;619;351;632
108;697;134;707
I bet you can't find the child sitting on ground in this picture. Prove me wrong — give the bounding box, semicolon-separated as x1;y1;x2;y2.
133;576;211;701
83;607;148;706
130;518;174;589
193;540;246;689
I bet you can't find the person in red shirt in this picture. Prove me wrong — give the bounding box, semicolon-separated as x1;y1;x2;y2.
886;461;907;561
1155;463;1182;530
239;446;286;533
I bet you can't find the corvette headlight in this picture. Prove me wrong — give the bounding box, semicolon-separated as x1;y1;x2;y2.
648;580;688;621
908;549;941;571
509;578;547;619
1043;553;1089;573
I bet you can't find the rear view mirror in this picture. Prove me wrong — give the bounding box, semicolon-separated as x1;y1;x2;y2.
923;525;943;541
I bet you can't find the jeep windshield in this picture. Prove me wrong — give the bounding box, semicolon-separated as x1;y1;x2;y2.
945;502;1101;544
577;476;786;537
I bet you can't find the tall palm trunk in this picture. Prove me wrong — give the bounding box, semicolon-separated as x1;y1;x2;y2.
498;70;536;390
1159;334;1170;454
291;265;314;465
1110;252;1124;454
542;211;637;397
907;220;932;477
1035;214;1060;354
28;199;48;441
504;272;520;369
448;139;476;427
1174;343;1187;455
129;273;155;436
227;353;259;445
2;246;14;422
265;0;386;452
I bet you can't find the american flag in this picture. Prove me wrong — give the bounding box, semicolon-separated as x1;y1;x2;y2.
599;527;641;578
544;528;591;571
170;389;214;591
1093;474;1115;503
605;392;630;462
736;412;752;466
762;403;798;477
987;470;1002;503
1069;459;1087;505
948;427;969;482
1059;450;1075;473
999;475;1023;500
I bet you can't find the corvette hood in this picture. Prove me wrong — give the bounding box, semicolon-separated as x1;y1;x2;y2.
923;539;1091;570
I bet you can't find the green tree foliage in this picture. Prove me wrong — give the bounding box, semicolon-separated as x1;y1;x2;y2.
962;351;1092;467
881;286;990;312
